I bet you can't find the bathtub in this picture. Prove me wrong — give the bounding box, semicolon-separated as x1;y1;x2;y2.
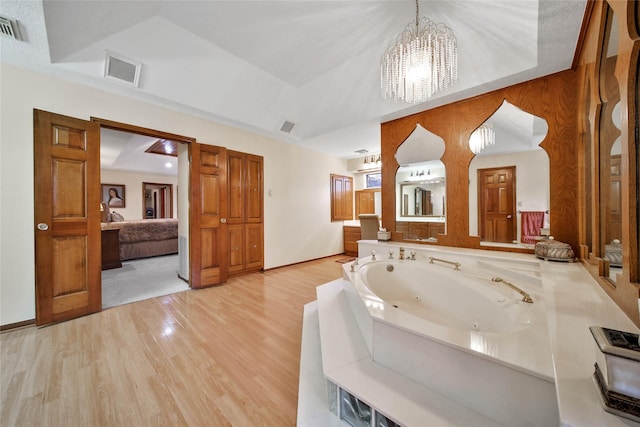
342;248;558;426
357;260;533;333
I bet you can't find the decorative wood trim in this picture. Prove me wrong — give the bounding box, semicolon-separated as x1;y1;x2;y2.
381;70;579;253
90;117;195;143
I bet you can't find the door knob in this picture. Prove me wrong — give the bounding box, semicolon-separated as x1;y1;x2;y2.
220;218;227;223
37;223;49;231
507;215;512;219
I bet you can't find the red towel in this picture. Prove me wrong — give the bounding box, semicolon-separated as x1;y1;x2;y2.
521;211;545;244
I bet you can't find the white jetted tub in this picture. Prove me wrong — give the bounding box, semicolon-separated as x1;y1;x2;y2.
342;249;559;426
356;259;533;333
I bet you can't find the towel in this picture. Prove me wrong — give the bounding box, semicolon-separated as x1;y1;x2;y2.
521;211;545;244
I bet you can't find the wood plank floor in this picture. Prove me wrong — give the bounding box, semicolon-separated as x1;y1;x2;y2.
1;256;345;427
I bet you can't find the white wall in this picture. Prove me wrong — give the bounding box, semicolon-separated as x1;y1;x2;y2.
0;63;349;325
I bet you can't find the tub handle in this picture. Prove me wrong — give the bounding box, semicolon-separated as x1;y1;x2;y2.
429;257;461;271
491;277;533;303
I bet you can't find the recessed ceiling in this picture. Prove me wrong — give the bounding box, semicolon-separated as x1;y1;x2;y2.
1;1;587;162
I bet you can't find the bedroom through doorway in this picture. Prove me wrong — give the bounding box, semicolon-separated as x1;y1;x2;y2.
99;124;191;308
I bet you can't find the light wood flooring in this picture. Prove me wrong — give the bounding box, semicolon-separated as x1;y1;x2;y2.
1;256;345;427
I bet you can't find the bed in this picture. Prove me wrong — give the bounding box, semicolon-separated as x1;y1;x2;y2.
100;218;179;261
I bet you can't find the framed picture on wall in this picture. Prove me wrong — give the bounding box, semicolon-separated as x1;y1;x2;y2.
366;173;381;188
101;184;126;208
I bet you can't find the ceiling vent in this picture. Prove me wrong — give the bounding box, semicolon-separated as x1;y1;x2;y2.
104;51;141;87
280;121;295;133
0;15;22;41
354;149;369;154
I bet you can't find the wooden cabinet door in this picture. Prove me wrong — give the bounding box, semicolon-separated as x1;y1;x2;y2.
34;110;101;325
355;190;375;218
245;154;263;223
245;223;263;270
331;174;353;221
228;224;245;274
189;143;228;288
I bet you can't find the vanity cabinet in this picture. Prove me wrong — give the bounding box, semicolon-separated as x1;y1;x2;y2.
343;226;361;257
101;229;122;270
396;221;444;240
227;150;264;276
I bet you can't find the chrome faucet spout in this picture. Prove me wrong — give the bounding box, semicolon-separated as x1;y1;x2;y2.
491;277;533;303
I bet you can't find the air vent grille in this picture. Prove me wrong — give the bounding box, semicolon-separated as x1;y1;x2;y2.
280;121;295;133
104;51;141;87
0;15;22;40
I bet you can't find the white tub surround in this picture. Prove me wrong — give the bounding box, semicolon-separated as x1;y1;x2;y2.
344;250;557;426
351;241;640;427
297;279;501;427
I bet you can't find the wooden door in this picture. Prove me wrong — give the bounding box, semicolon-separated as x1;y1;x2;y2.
227;151;245;224
245;154;263;223
245;223;264;270
478;166;516;243
34;110;101;326
190;143;228;288
228;224;245;274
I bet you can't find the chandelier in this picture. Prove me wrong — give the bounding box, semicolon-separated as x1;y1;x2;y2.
469;123;495;154
380;0;458;104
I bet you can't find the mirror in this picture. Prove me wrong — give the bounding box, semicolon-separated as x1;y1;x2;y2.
395;125;446;242
143;182;173;219
468;100;549;247
598;4;622;283
582;77;593;254
399;166;446;217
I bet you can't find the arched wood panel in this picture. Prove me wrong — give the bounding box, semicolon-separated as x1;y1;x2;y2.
382;70;579;252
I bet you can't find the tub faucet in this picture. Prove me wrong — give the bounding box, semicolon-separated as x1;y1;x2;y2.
491;277;533;303
399;247;405;260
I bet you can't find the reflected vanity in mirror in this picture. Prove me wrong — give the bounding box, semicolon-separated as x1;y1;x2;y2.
468;100;550;247
395;125;446;242
399;167;445;217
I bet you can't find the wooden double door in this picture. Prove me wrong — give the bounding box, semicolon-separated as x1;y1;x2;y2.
227;150;264;275
34;110;228;326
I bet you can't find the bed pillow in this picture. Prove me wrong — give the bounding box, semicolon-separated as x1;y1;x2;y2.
110;211;125;222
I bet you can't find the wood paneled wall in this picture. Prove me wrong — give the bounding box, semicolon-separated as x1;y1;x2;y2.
381;70;579;251
574;0;640;326
381;0;640;326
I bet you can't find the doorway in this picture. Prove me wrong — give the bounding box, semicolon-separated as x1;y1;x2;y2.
98;124;190;308
478;166;516;243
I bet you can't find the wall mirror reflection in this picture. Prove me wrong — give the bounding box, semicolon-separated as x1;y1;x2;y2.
468;100;550;247
143;182;173;219
598;4;622;283
395;124;446;242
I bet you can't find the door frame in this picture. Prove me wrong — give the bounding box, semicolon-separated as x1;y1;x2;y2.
34;113;201;326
